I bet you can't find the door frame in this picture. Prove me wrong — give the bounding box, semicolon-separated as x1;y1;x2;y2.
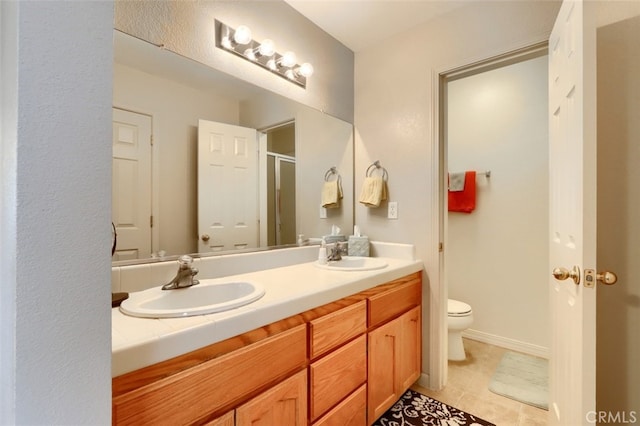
429;39;550;390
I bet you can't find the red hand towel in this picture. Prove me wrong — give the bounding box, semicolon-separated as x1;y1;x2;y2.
448;171;476;213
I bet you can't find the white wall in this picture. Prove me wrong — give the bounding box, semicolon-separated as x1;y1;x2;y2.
113;63;240;256
1;1;113;424
447;55;549;354
596;12;640;414
354;1;561;386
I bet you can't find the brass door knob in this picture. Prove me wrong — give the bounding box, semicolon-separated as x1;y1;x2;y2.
552;265;581;285
201;234;210;242
597;271;617;285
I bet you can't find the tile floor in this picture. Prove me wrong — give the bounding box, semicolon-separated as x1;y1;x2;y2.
411;338;549;425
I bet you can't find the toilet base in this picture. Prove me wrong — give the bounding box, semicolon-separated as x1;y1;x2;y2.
448;330;466;361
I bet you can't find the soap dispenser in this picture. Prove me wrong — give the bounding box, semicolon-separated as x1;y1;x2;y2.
318;238;328;264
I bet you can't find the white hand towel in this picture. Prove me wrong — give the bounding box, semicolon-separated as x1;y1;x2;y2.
358;176;387;207
322;180;342;208
449;172;466;192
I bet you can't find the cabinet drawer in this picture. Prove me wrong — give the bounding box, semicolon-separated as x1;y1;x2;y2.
203;411;234;426
236;370;307;426
368;276;421;328
309;300;366;360
309;334;367;421
112;324;306;425
312;384;366;426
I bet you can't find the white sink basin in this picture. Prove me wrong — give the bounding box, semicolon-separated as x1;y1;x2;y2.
119;280;265;318
314;256;388;271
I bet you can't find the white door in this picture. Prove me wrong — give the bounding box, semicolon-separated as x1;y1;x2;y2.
197;120;258;252
548;1;615;423
112;108;152;260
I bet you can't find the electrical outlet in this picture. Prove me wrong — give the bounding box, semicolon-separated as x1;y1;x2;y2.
388;201;398;219
320;206;327;219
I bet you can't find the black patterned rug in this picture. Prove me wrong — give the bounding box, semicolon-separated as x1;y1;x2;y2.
372;389;495;426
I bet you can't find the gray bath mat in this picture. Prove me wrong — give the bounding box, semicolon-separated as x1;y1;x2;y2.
489;351;549;410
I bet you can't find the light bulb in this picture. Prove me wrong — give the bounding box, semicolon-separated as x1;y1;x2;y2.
285;69;296;80
298;63;314;77
267;58;277;71
233;25;252;45
281;51;297;68
258;39;275;57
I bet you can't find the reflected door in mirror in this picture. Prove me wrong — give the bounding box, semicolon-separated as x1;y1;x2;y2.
198;120;259;252
112;108;152;260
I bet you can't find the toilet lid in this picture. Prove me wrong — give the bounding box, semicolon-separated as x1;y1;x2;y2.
448;299;472;316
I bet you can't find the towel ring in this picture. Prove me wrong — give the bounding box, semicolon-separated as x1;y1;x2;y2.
324;167;342;187
366;160;388;181
324;166;340;182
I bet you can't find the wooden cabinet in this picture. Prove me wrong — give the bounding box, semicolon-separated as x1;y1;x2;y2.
367;277;422;424
112;272;422;426
112;325;306;425
235;370;307;426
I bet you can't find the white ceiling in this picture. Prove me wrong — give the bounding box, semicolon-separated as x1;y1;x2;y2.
283;0;474;52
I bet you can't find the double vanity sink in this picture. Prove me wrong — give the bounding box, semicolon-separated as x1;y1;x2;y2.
112;245;421;377
120;256;389;319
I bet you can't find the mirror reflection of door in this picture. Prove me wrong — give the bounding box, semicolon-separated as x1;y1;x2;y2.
112;108;152;260
197;119;258;252
266;123;296;246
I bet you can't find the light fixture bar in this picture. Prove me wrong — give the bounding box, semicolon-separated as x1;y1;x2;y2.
215;20;312;88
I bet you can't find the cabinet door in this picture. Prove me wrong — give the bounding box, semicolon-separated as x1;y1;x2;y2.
367;318;400;422
236;370;307;426
367;307;422;424
398;306;421;391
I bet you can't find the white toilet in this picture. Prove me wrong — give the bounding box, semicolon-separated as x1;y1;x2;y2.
447;299;474;361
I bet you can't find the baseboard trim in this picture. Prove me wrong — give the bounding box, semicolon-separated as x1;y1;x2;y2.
462;329;549;359
415;373;430;389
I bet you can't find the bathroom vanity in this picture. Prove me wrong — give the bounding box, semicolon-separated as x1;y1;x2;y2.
111;247;423;425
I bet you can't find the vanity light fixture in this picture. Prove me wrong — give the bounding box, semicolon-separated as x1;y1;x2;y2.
215;20;314;88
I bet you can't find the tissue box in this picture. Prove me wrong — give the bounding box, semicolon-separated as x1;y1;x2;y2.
348;236;370;257
323;235;347;245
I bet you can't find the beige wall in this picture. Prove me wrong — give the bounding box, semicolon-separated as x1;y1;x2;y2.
354;0;561;383
596;12;640;415
114;0;354;123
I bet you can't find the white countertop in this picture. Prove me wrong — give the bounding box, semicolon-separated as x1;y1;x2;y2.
112;257;423;377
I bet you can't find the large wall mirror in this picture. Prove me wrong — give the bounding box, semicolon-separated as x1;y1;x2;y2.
112;30;354;264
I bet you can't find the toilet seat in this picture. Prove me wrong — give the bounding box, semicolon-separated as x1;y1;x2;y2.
448;299;472;317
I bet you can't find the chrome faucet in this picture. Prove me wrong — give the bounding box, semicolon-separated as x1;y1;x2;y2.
162;255;200;290
327;241;348;262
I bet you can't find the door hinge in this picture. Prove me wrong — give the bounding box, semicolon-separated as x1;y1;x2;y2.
439;242;443;252
150;215;153;228
150;134;154;146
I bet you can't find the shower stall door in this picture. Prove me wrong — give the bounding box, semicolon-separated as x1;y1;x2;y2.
267;153;296;246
